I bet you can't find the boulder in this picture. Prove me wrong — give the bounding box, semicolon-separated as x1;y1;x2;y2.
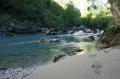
67;48;84;56
46;29;58;35
96;27;120;49
0;67;7;70
73;30;85;36
53;54;66;63
49;39;61;43
39;37;49;43
88;36;95;41
83;36;95;42
73;48;84;52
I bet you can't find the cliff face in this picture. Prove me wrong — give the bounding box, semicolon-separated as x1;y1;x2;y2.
97;0;120;48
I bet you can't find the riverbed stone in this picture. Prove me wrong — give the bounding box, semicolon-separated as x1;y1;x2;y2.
53;54;66;63
49;39;61;43
39;37;49;43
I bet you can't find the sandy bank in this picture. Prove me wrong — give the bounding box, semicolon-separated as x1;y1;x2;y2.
26;46;120;79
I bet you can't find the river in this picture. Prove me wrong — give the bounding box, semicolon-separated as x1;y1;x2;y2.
0;34;97;79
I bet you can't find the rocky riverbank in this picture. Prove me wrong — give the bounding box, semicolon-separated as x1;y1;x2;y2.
0;66;37;79
26;46;120;79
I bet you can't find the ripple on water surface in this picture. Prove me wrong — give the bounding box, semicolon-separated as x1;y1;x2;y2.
0;34;97;79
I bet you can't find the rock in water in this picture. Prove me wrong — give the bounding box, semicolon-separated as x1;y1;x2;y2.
83;36;95;42
73;30;85;36
53;54;66;63
88;36;95;41
49;39;61;43
74;48;83;52
70;48;83;56
39;37;49;43
46;29;58;35
0;67;7;70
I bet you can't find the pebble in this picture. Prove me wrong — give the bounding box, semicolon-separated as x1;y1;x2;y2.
0;66;38;79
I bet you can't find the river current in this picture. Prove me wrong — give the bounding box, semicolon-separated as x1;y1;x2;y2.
0;34;97;79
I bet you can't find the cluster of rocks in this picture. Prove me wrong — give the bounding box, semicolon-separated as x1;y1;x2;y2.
0;67;32;79
72;30;104;42
53;54;66;63
52;48;83;63
39;37;61;43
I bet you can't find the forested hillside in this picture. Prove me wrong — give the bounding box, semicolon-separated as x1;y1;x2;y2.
0;0;113;35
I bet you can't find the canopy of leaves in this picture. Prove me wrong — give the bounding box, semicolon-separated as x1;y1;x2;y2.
0;0;114;34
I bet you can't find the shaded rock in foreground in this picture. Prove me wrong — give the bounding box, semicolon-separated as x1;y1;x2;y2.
53;54;66;63
67;48;84;56
74;48;83;52
0;67;7;71
96;27;120;49
39;37;49;43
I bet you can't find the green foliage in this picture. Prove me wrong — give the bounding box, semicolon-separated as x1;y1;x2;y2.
79;3;114;31
0;14;12;26
0;0;115;34
63;3;81;27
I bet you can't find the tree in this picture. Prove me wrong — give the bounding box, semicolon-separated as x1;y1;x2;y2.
63;3;81;28
96;0;120;48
